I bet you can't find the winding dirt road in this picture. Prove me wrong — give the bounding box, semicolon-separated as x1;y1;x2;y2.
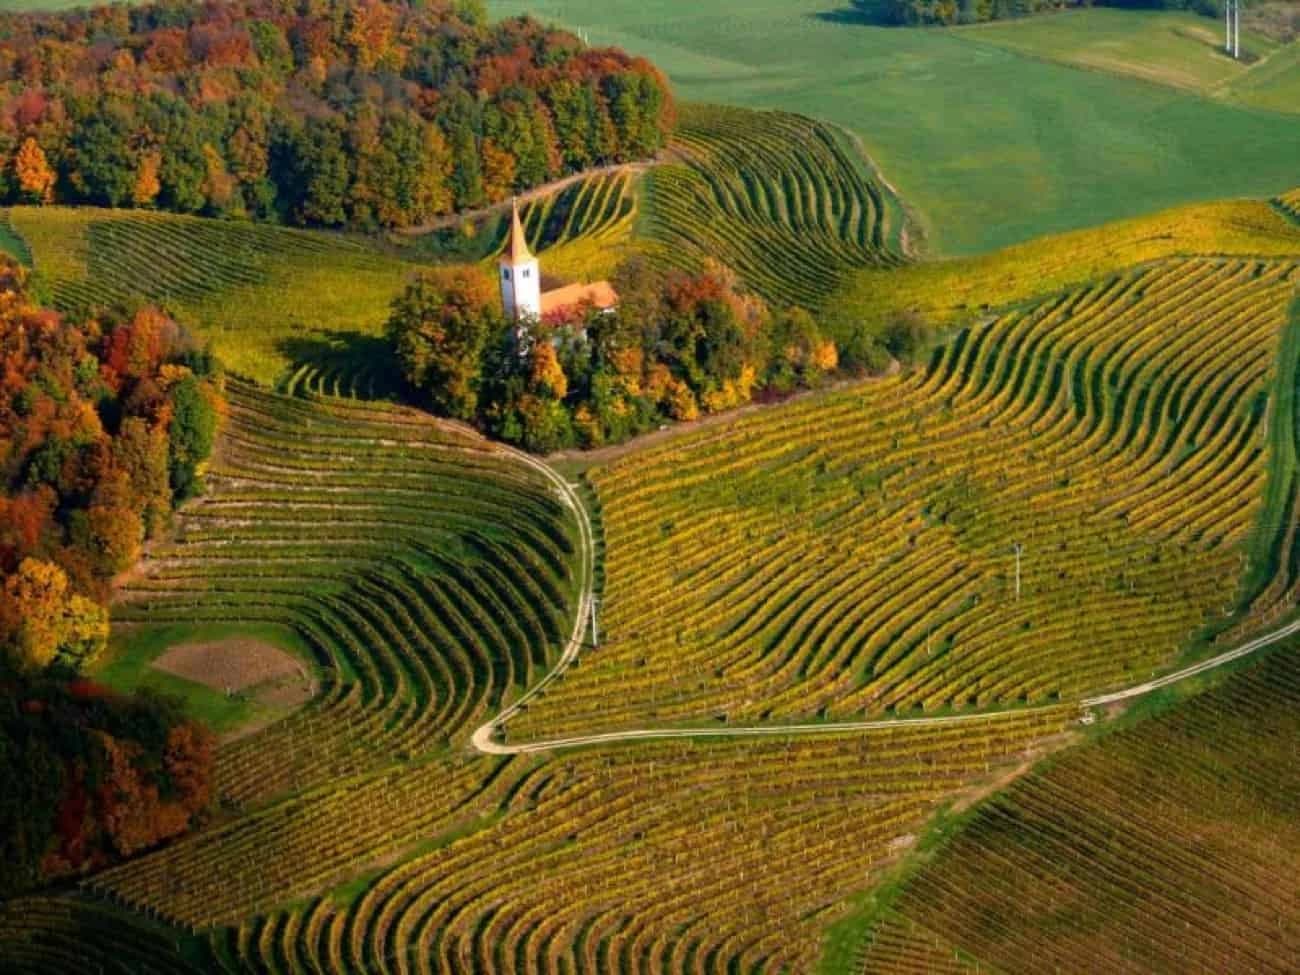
469;450;1300;756
469;443;594;756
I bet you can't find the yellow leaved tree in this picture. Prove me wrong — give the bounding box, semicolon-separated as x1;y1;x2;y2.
0;558;109;674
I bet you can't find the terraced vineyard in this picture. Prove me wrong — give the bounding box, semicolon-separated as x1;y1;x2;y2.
0;896;195;975
639;104;905;310
1280;187;1300;223
497;169;637;281
506;257;1300;743
5;207;414;384
829;197;1300;340
410;168;638;276
112;382;579;805
195;708;1066;973
864;639;1300;974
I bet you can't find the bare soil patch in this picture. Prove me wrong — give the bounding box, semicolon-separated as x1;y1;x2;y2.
949;731;1079;815
152;637;304;693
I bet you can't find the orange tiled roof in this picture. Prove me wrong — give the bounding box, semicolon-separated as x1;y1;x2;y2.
540;280;619;316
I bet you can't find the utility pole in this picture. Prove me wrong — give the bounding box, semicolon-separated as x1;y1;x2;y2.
1234;0;1241;60
1013;543;1024;602
1222;0;1242;59
1226;0;1242;59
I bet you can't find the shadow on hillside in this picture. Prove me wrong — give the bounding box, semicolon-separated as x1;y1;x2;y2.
811;0;896;27
274;331;411;403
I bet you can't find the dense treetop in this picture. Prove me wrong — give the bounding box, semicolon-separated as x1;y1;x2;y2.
0;679;213;896
867;0;1223;27
0;0;673;228
0;260;219;897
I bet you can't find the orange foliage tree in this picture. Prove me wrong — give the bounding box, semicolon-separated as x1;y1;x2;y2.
14;137;55;203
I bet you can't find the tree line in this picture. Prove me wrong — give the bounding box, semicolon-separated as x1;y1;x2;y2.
0;0;673;229
387;259;931;452
867;0;1224;27
0;258;219;895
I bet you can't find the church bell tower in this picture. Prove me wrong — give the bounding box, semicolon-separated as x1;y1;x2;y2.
499;198;541;321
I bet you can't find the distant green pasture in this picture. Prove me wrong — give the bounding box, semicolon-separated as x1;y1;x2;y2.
493;0;1300;255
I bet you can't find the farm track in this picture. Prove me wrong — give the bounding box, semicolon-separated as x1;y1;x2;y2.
390;161;651;238
474;610;1300;755
506;257;1300;741
475;257;1300;748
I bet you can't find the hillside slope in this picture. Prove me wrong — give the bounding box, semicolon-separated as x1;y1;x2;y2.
509;256;1300;741
862;638;1300;974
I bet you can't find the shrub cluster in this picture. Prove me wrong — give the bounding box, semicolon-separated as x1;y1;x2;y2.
0;0;672;229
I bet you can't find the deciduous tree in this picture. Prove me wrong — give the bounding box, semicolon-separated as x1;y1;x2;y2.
14;138;55;204
0;558;108;674
387;268;500;420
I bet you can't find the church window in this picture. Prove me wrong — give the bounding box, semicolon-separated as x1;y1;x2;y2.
502;269;510;280
522;268;530;278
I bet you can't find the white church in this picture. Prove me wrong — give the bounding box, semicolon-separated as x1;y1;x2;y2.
499;198;618;322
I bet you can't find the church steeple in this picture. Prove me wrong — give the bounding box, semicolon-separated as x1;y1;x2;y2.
504;197;534;264
499;197;541;321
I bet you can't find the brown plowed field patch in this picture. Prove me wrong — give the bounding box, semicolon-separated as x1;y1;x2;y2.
152;638;303;693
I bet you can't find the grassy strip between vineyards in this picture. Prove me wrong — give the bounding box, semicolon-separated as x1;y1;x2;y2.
861;634;1300;974
506;255;1300;743
1229;290;1300;634
195;709;1068;972
828;195;1300;341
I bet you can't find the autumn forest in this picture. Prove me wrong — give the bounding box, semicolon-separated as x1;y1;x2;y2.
0;0;672;229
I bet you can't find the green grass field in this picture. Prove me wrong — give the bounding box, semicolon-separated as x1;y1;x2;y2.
828;195;1300;338
492;0;1300;255
94;622;314;734
957;9;1281;92
1220;37;1300;112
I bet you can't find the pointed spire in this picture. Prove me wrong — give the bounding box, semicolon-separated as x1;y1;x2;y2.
502;196;534;265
